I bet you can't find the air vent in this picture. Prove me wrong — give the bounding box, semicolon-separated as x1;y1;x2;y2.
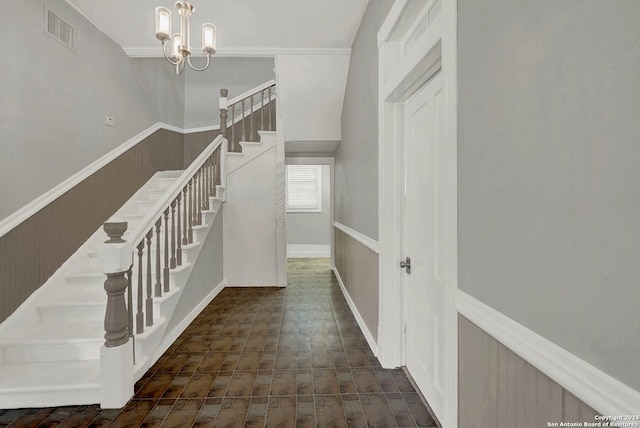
45;9;75;50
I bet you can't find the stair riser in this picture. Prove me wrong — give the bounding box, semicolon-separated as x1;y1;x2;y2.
65;265;190;288
38;304;105;323
2;342;101;364
135;326;165;363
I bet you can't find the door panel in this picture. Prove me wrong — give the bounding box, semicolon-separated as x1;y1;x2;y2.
403;72;447;420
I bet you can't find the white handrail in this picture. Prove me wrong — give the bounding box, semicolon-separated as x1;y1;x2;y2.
127;135;226;247
227;90;276;128
227;80;276;106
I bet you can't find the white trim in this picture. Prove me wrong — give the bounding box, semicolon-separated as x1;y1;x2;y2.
286;244;330;258
225;284;282;288
0;79;276;239
183;124;220;134
332;222;379;254
0;122;175;238
128;135;224;246
332;267;378;356
283;157;335;282
63;0;108;36
378;1;458;426
377;0;409;48
457;290;640;416
124;47;352;58
153;279;226;361
227;80;276;106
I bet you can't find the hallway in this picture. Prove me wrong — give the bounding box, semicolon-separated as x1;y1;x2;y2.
0;259;437;427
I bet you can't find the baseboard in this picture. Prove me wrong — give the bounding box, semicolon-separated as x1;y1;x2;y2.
456;289;640;416
225;284;283;288
286;244;330;258
153;279;226;361
332;267;378;356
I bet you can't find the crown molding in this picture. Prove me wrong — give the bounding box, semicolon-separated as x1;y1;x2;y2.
124;47;352;58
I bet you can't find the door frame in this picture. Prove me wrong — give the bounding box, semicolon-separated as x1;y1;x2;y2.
284;157;335;268
377;1;458;426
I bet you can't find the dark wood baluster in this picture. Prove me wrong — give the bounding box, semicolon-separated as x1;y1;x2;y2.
202;166;206;209
268;87;273;131
202;161;208;210
182;187;188;245
170;201;176;269
261;90;265;131
176;194;183;266
250;94;254;140
126;267;134;363
201;168;206;215
163;209;170;292
155;219;162;297
213;151;218;189
145;230;153;326
230;104;236;152
136;241;144;333
209;155;220;197
126;267;133;340
217;149;221;186
241;99;246;143
197;170;203;224
188;180;194;243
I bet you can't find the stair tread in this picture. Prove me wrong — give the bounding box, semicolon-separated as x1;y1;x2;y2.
0;321;103;344
0;360;99;392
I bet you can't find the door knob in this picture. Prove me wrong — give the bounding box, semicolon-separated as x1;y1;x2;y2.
400;257;411;274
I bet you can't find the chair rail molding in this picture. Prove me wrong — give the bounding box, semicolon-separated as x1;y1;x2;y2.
457;290;640;416
332;222;379;254
0;122;182;239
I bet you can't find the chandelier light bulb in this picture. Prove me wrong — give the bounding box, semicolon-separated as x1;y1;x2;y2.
154;7;171;41
202;23;216;54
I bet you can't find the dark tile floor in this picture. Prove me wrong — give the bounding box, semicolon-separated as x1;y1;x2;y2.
0;259;438;427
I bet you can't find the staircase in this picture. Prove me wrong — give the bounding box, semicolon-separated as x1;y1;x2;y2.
0;81;279;409
0;169;223;408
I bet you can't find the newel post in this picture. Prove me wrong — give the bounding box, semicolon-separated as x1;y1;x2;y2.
219;88;228;138
99;218;134;408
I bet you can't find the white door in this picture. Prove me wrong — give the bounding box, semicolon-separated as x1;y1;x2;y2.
402;72;449;421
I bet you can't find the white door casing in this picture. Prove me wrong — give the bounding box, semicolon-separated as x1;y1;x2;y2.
378;0;458;426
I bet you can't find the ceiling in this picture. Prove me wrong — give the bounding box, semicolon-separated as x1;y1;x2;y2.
65;0;369;57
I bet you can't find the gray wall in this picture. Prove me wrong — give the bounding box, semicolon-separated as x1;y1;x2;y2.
287;165;331;245
184;57;275;129
335;0;394;240
0;0;185;221
458;0;640;390
165;208;224;335
0;129;184;324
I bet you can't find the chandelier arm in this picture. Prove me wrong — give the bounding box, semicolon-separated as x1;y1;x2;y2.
176;60;186;76
186;53;211;72
161;41;182;66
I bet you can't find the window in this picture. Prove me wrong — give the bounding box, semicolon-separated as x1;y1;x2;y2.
286;165;322;212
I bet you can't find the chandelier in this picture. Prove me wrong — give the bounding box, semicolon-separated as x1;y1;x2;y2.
154;1;216;75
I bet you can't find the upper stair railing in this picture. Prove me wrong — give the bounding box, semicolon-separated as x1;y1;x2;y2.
220;80;276;152
98;81;275;408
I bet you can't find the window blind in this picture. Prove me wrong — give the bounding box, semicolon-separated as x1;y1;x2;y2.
286;165;321;212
